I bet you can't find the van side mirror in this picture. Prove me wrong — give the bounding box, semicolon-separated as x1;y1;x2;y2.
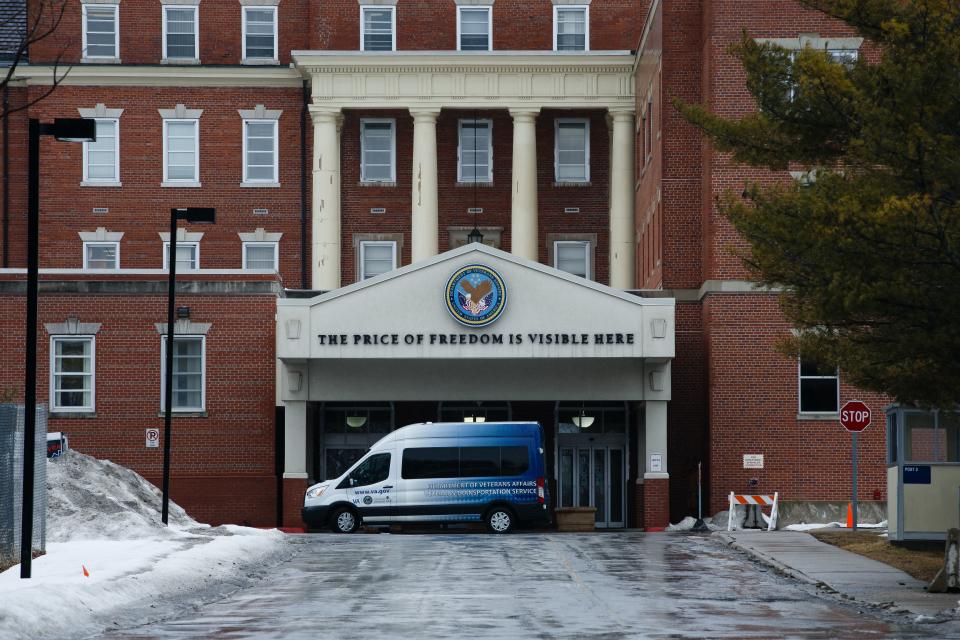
349;477;357;487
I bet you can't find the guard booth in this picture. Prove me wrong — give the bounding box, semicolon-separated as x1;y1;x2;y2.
887;404;960;541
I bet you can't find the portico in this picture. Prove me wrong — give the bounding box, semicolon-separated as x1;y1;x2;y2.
276;243;675;529
292;51;637;290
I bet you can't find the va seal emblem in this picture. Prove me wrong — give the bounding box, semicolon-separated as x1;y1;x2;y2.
445;264;507;327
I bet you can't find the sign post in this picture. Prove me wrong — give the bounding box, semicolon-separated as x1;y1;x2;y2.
839;400;872;532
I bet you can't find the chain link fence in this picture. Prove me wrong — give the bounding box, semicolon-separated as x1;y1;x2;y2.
0;404;47;568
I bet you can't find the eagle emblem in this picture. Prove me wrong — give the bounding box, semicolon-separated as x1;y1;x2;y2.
445;264;507;327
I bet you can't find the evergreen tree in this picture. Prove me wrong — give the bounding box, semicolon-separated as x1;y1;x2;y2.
679;0;960;409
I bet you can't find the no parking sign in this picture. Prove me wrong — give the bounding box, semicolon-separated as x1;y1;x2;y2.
145;428;160;448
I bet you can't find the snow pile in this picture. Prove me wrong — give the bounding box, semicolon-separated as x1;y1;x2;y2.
667;515;725;532
0;450;289;640
46;450;199;542
785;520;888;532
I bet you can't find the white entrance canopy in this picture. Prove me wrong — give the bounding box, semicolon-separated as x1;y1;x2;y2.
277;244;673;402
277;244;675;482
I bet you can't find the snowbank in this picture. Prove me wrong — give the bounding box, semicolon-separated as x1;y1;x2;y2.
0;451;290;640
785;520;888;532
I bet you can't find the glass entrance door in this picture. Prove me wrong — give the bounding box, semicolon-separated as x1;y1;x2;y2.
559;445;625;528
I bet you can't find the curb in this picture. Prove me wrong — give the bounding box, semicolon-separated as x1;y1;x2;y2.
716;533;832;592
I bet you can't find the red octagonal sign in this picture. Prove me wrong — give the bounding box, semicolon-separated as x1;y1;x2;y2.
840;400;872;432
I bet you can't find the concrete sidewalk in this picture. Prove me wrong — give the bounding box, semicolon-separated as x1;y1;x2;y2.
718;530;960;617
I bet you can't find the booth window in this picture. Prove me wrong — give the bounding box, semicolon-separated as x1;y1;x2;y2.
904;411;960;463
798;358;839;413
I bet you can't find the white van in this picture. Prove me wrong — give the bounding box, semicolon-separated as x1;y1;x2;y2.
302;421;550;534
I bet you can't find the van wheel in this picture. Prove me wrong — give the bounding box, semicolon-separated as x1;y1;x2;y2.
331;507;360;533
485;506;514;534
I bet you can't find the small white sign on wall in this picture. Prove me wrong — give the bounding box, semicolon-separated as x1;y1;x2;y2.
146;428;160;449
743;454;764;469
650;454;663;472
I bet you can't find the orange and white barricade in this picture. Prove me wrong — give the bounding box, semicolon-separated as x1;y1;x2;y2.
727;492;779;531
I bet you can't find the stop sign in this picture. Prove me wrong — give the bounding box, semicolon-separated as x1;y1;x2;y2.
840;400;872;432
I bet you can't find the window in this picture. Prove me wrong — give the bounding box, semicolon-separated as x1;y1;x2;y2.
82;4;118;59
243;242;278;270
401;446;530;479
243;120;278;183
83;119;119;184
360;6;394;52
458;118;492;183
645;94;653;162
554;240;590;279
359;241;397;280
458;7;491;51
160;335;205;412
163;242;199;270
339;453;391;488
83;242;119;269
554;6;588;51
827;48;858;66
798;358;839;413
554;119;589;182
360;119;395;183
902;411;960;463
50;337;95;412
163;119;199;183
242;6;277;61
163;6;198;61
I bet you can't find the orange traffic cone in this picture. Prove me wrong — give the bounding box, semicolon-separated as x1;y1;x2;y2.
846;502;853;528
82;565;89;577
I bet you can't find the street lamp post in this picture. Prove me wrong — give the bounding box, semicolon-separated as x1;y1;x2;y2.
162;207;215;525
21;118;96;579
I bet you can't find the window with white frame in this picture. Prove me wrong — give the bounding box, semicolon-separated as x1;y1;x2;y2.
163;241;199;270
554;6;588;51
83;242;119;269
243;120;278;183
798;357;840;413
458;118;492;183
361;6;394;52
554;240;590;279
359;241;397;280
555;119;590;182
458;7;491;51
161;335;205;412
360;119;396;183
82;3;118;59
243;242;278;270
163;5;198;60
786;48;858;101
83;119;119;183
163;119;199;183
242;6;277;61
50;336;95;412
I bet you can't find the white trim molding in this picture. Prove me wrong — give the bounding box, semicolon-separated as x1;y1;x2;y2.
552;0;591;4
238;228;283;242
293;51;634;110
238;104;282;119
77;103;124;119
154;320;212;335
159;229;205;242
756;34;863;51
158;103;204;119
239;0;280;5
14;65;302;87
454;0;494;4
45;319;102;335
78;227;124;242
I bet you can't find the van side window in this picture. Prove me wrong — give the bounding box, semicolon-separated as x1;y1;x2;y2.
340;452;391;488
500;447;529;476
401;447;459;479
401;446;530;479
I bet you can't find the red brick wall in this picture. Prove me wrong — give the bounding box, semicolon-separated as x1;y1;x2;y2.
283;478;308;529
1;85;28;269
642;477;669;530
0;276;280;526
25;86;307;285
704;293;889;515
29;0;642;65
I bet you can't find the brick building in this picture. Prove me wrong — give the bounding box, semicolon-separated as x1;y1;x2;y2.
0;0;888;530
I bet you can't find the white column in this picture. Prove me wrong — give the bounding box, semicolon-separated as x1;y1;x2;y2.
410;108;441;263
609;108;636;289
283;400;308;479
644;400;668;478
509;108;540;261
310;107;342;290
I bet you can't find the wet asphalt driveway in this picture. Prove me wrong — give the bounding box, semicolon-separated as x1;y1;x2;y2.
104;532;955;639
